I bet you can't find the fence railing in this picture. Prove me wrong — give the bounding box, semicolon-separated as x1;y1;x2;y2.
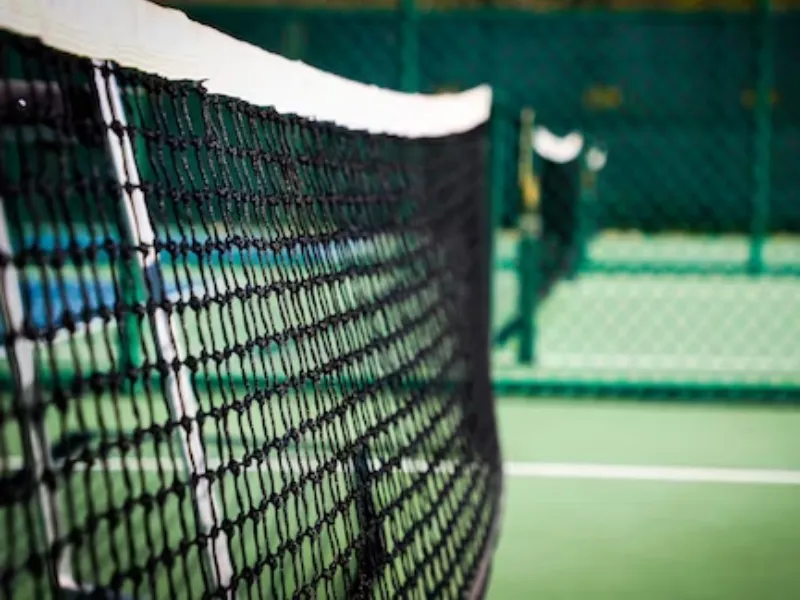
179;3;798;235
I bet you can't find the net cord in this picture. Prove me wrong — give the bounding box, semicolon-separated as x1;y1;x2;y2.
0;199;69;591
0;0;491;138
91;60;236;595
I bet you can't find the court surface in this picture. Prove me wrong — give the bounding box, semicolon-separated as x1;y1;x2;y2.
3;394;797;598
493;231;800;388
487;399;800;600
0;381;490;599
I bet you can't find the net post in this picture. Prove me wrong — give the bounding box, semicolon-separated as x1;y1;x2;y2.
90;61;236;596
748;0;774;276
349;445;386;597
516;108;540;365
0;199;68;592
399;0;419;92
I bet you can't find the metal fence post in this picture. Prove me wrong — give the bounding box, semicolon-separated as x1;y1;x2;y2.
749;0;774;275
400;0;419;92
517;108;540;365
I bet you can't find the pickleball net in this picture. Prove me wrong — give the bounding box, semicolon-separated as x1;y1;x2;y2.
0;1;502;598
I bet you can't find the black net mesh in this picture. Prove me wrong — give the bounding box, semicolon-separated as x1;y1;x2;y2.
0;31;502;599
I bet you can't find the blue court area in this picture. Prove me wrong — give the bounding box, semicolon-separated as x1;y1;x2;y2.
4;229;383;332
23;228;378;268
0;275;181;335
20;277;128;330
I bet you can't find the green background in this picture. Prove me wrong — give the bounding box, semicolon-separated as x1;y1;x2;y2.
174;7;800;232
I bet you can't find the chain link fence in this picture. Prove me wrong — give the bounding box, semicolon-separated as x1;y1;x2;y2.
170;2;799;400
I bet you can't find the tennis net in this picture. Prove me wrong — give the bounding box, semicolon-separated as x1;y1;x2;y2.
0;1;502;598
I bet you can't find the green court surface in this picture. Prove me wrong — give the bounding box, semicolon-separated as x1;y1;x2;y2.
493;231;800;389
487;400;800;600
6;395;799;598
587;232;800;271
494;270;800;386
0;383;490;598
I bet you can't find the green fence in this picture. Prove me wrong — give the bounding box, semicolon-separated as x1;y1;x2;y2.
176;3;800;402
182;4;800;232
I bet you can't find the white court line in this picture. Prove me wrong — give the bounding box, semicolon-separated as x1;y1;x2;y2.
0;455;464;477
3;456;799;486
504;462;800;486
